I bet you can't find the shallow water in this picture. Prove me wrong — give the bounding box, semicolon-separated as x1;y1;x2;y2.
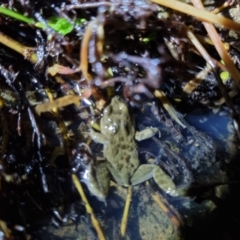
186;108;229;143
36;104;235;240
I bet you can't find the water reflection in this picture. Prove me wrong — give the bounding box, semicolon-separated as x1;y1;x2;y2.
186;108;229;143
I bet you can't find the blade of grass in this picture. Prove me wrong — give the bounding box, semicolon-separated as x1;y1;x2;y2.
0;6;34;24
0;6;86;35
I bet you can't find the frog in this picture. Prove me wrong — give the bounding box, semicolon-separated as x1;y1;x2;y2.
87;95;178;201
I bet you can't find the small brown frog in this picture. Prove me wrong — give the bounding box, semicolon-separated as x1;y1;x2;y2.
86;96;178;201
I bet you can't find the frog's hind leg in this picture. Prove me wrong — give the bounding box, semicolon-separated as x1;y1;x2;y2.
131;164;178;196
95;163;111;198
105;161;130;186
131;164;156;185
152;166;178;196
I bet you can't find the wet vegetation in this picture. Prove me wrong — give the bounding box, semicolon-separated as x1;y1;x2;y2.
1;0;240;239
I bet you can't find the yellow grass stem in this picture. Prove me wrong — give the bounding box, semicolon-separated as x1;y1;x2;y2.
72;174;106;240
187;29;215;68
211;1;232;14
150;0;240;32
183;63;212;94
35;88;92;114
79;19;96;81
0;220;11;238
150;190;183;228
120;185;133;237
0;32;37;63
195;34;229;50
191;0;240;89
45;88;72;164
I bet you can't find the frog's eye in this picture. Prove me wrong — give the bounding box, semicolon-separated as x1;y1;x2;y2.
118;103;124;110
118;103;128;113
104;105;112;115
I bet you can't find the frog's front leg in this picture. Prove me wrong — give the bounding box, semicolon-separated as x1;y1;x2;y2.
89;128;109;144
135;127;158;141
131;164;178;196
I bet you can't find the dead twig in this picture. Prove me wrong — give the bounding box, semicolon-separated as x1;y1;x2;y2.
0;32;37;63
191;0;240;89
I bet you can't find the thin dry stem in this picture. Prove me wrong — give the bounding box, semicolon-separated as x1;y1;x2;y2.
72;174;106;240
48;64;79;76
195;34;229;50
211;1;232;14
186;28;237;107
183;63;212;94
186;28;237;114
120;186;132;237
191;0;240;89
0;220;11;238
150;189;183;228
214;89;238;105
146;181;183;230
79;20;96;81
35;88;92;114
65;2;115;10
187;29;215;68
150;0;240;32
97;22;104;57
45;88;72;164
0;32;37;63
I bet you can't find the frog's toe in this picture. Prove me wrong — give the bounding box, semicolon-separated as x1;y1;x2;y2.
89;128;108;144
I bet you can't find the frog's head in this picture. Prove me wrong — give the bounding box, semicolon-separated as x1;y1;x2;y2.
109;95;128;115
100;96;129;135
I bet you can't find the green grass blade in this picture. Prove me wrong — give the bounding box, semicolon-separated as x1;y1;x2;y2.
0;6;35;24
